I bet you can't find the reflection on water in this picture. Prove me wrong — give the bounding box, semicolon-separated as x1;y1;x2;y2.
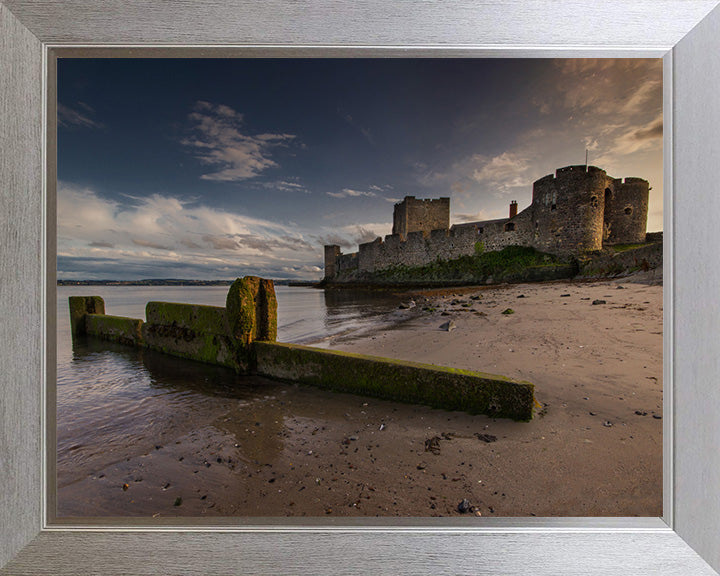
56;285;412;498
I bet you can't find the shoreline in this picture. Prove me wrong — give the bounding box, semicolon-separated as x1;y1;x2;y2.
57;274;662;518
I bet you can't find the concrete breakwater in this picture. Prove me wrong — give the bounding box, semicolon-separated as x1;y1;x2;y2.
69;276;535;421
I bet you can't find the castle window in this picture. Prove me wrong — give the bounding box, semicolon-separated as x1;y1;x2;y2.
551;203;557;211
590;196;598;208
505;222;515;232
624;206;633;215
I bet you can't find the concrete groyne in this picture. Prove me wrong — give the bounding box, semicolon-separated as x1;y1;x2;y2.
69;276;535;421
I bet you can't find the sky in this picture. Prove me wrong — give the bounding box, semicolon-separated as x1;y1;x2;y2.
57;58;663;281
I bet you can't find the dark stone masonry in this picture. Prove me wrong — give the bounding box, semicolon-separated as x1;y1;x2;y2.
324;164;650;281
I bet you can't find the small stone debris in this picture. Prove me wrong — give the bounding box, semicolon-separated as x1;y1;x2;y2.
516;294;526;299
652;414;662;420
173;497;183;507
379;424;386;431
440;311;450;316
635;410;648;416
592;300;607;305
589;412;597;416
616;285;625;289
439;320;456;332
424;436;442;455
416;462;427;470
474;433;497;443
603;421;613;427
470;295;481;301
399;300;416;310
349;435;359;441
162;483;170;490
122;483;129;491
457;499;472;513
560;293;571;297
501;308;514;315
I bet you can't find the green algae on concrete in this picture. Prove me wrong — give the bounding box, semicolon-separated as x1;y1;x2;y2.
143;301;239;371
145;302;229;334
69;296;105;337
85;313;143;346
69;277;535;420
254;341;535;421
225;276;278;344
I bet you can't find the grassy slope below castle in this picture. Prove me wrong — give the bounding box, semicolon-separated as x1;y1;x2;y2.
329;240;662;287
339;245;574;286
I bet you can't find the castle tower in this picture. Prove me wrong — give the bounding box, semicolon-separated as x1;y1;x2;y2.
392;196;450;240
324;245;340;280
602;177;649;245
530;165;611;254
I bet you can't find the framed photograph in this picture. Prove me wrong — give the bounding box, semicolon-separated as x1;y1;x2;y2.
2;1;720;574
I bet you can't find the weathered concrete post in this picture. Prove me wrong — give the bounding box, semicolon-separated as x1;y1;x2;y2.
68;296;105;338
225;276;278;371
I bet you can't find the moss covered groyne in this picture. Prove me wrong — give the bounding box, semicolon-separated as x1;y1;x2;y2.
69;276;535;421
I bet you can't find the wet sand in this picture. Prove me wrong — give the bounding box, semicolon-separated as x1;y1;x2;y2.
57;275;662;518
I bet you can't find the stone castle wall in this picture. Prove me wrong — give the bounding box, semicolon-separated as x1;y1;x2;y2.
324;165;650;280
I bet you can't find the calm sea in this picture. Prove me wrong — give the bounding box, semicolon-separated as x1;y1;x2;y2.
55;284;411;500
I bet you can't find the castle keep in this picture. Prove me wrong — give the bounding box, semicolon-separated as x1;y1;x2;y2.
324;165;650;281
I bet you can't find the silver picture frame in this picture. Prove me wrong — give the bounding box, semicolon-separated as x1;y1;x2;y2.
2;1;720;574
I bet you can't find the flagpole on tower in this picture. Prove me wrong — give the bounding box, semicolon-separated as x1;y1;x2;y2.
585;149;588;170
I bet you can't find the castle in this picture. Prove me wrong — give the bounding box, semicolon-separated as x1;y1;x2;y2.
324;164;650;281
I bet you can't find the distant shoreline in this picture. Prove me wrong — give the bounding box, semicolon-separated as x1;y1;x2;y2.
57;279;320;287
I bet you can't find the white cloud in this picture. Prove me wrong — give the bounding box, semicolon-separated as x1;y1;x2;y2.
58;103;103;130
471;152;532;190
327;188;377;199
57;183;324;280
181;101;296;182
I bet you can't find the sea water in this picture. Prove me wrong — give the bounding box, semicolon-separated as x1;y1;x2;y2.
55;284;410;500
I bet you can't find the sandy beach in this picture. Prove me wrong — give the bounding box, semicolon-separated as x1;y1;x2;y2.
325;275;663;517
57;275;662;519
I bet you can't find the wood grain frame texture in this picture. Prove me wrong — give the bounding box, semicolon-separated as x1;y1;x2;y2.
1;1;720;574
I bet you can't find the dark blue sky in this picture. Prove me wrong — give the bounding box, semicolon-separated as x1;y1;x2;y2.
58;58;663;280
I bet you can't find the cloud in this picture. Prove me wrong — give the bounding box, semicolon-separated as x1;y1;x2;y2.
57;182;324;280
628;115;663;142
454;211;492;224
327;188;377;199
592;113;663;166
327;184;395;200
312;221;392;251
552;59;662;120
263;180;310;193
58;103;103;129
181;101;296;182
132;238;172;250
471;152;532;190
201;234;239;250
